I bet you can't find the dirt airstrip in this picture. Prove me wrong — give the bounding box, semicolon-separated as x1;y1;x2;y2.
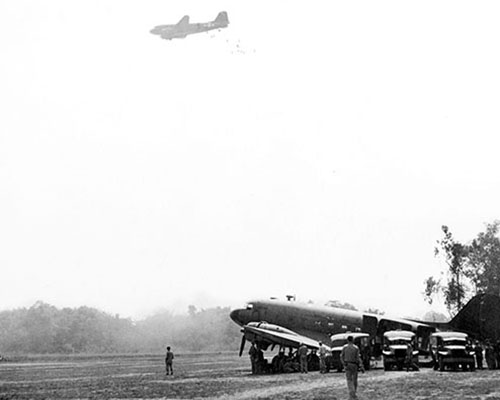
1;353;500;399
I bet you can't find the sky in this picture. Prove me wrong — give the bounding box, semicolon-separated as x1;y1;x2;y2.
1;1;500;320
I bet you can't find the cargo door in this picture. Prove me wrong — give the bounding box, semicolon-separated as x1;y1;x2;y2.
363;315;379;356
362;315;378;337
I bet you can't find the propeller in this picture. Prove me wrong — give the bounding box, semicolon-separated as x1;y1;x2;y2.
239;335;246;357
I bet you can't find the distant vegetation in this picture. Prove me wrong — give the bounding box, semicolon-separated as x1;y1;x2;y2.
422;310;448;322
324;300;358;310
424;221;500;314
0;302;241;354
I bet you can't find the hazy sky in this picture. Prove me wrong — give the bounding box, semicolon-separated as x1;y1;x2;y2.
1;1;500;319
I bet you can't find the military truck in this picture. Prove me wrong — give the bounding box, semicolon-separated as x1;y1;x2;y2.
430;331;475;371
382;330;419;371
328;332;371;372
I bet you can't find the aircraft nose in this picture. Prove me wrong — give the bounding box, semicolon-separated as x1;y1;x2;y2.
230;309;243;325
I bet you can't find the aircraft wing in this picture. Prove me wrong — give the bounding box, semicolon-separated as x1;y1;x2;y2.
239;322;330;355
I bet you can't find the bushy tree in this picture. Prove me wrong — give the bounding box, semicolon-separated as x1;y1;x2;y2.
435;225;469;313
423;276;441;305
424;221;500;315
467;221;500;295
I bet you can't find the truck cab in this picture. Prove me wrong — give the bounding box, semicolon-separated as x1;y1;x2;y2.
382;330;418;371
430;331;475;371
328;332;371;372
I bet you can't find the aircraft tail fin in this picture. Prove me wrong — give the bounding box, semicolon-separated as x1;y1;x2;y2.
449;293;500;340
177;15;190;26
214;11;229;25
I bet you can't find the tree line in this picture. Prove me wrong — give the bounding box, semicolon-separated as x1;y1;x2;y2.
424;220;500;315
0;302;241;354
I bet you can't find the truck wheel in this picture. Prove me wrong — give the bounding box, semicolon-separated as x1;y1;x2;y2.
470;363;475;371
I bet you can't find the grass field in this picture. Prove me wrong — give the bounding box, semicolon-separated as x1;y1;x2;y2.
2;353;500;399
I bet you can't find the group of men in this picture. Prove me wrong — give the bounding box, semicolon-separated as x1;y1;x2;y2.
248;342;265;373
248;336;364;399
249;342;324;374
465;340;500;370
478;340;500;369
163;336;500;400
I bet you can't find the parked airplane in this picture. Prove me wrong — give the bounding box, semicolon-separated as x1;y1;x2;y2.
229;293;500;358
150;11;229;40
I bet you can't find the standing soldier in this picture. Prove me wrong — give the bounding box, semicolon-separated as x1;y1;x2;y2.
272;348;286;373
165;346;174;376
256;345;265;374
341;336;365;400
495;340;500;369
486;340;496;369
249;342;258;374
298;343;309;373
318;342;327;373
475;341;484;370
405;342;419;371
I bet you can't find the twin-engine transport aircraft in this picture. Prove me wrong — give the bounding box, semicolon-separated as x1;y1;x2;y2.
150;11;229;40
229;294;500;357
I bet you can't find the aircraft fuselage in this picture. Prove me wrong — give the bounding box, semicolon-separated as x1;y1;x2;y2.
231;294;500;361
150;12;229;40
230;299;430;347
151;22;227;39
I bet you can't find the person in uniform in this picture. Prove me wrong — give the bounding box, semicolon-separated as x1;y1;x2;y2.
475;341;484;370
340;336;364;400
272;348;286;373
256;345;265;373
485;340;496;369
495;340;500;369
307;349;320;371
405;342;419;371
318;341;327;373
249;342;258;374
298;343;309;373
165;346;174;375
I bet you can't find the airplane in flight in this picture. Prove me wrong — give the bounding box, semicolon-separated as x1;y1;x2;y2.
150;11;229;40
229;293;500;358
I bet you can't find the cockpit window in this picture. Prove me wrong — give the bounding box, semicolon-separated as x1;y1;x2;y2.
246;303;254;310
